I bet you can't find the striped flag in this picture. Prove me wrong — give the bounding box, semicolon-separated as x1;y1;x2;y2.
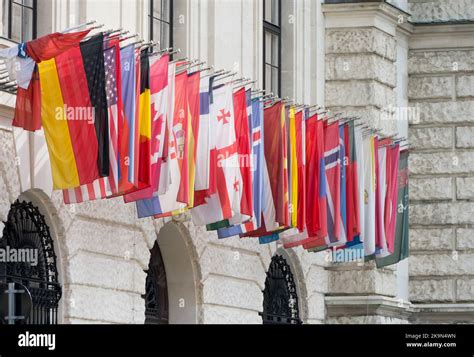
123;55;169;202
323;121;343;246
363;134;376;257
119;44;136;188
186;71;201;208
376;149;409;268
63;45;121;203
135;64;188;218
241;102;287;237
193;77;211;195
80;34;109;178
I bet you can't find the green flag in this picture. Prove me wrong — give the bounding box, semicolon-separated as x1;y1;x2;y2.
376;150;409;268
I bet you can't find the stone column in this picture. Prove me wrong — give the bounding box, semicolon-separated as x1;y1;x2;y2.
408;18;474;323
323;1;412;323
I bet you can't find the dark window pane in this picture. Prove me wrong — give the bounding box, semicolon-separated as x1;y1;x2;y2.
162;0;170;22
264;0;279;26
272;0;279;26
265;64;272;93
161;21;170;48
265;31;272;63
151;0;172;46
5;1;35;42
271;32;279;66
11;3;22;42
21;5;33;41
18;0;34;8
153;18;162;44
153;0;163;19
271;67;279;94
2;0;9;39
264;0;272;23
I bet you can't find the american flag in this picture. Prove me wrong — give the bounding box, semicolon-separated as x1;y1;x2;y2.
63;45;120;204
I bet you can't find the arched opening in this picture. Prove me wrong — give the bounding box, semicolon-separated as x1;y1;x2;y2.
144;241;169;324
143;221;199;324
0;200;62;324
261;254;301;324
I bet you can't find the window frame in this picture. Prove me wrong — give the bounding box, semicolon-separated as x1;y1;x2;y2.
5;0;37;42
263;0;281;96
149;0;173;49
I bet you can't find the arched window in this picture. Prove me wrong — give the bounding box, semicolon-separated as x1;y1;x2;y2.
143;241;169;324
261;254;301;324
0;200;61;324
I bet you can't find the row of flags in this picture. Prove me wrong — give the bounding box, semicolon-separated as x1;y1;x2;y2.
5;28;409;268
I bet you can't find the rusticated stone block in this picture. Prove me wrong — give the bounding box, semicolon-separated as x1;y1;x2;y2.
326;53;396;87
410;228;454;251
456;228;474;250
409;127;453;150
410;279;455;302
329;269;397;297
409;253;474;276
410;101;474;125
408;50;474;75
326;81;395;108
326;28;396;61
202;275;263;311
456;177;474;199
409;0;474;23
456;75;474;98
409;152;474;175
68;252;147;295
0;130;21;203
64;285;145;324
408;76;453;100
456;279;474;301
456;126;474;148
410;202;474;225
202;305;263;324
410;177;453;201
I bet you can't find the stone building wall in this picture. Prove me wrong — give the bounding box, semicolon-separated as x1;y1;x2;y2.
407;0;474;323
1;120;329;324
322;1;411;323
0;0;473;325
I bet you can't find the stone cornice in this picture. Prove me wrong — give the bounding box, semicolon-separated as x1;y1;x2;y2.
322;1;414;36
410;303;474;324
326;295;414;319
409;23;474;50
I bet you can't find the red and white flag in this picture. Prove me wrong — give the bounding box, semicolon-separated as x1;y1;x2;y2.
191;83;240;225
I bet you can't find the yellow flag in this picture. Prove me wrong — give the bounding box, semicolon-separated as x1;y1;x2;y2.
39;59;80;189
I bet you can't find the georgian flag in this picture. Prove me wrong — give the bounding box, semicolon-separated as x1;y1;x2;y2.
191;83;240;225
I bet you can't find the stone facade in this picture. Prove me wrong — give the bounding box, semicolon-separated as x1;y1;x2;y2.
0;0;472;324
407;0;474;323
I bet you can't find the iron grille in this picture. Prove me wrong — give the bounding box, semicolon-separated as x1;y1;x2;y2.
0;200;61;324
261;255;302;324
143;241;169;324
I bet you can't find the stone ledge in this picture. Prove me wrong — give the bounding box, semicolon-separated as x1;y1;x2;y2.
410;23;474;50
323;2;413;37
325;295;413;320
409;303;474;324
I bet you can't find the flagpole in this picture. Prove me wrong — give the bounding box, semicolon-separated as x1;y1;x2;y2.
61;20;96;33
